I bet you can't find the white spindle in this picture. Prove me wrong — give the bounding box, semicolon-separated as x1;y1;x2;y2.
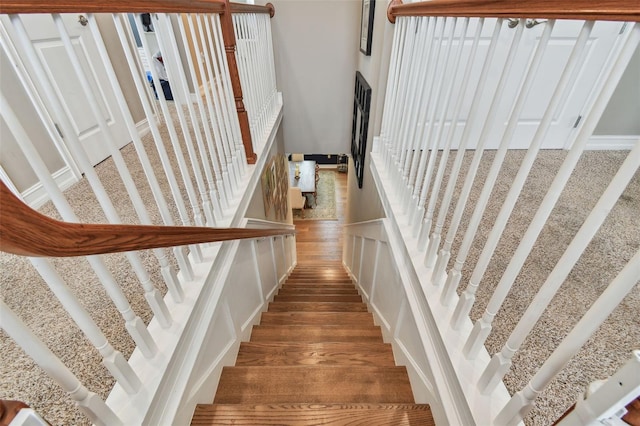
435;19;551;295
463;22;640;358
417;18;485;249
410;18;462;227
208;14;243;189
19;14;171;326
403;17;442;215
193;14;235;206
114;13;201;274
1;301;123;426
424;18;506;268
451;20;594;330
379;17;404;161
399;17;433;191
0;92;157;358
30;258;141;394
155;14;218;228
133;15;208;230
495;260;640;424
412;17;471;237
212;13;247;182
478;140;640;394
87;14;185;298
184;14;230;213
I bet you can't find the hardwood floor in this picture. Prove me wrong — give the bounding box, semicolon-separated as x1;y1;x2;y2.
293;170;347;264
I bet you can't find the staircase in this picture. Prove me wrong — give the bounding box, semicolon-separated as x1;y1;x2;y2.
191;261;434;425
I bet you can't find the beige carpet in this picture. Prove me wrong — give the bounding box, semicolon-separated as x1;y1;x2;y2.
0;148;638;426
292;170;337;220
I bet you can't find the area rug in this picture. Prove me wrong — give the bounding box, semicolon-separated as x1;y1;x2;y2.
293;170;337;220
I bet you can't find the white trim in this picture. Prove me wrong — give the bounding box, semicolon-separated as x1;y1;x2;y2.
586;135;640;150
22;166;79;209
0;165;22;198
136;118;152;139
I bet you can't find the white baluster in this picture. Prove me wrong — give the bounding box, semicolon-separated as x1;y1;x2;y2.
424;18;505;269
404;17;442;217
383;18;407;169
0;92;157;357
478;140;640;393
175;14;225;222
155;14;217;228
132;15;207;231
451;20;594;330
212;14;246;180
379;18;403;162
463;23;640;358
432;18;526;287
30;258;141;394
193;14;234;207
417;18;485;250
413;18;471;238
410;18;462;228
493;254;640;426
399;17;434;209
114;13;201;273
88;14;182;303
1;302;123;426
209;14;244;188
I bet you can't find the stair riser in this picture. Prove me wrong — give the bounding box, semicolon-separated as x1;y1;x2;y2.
259;312;373;326
277;288;359;295
250;327;382;343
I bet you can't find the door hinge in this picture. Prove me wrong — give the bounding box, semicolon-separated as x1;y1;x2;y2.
573;115;582;128
54;123;64;138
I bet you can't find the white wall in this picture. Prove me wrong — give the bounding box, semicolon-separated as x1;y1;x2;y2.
345;0;392;223
269;0;361;155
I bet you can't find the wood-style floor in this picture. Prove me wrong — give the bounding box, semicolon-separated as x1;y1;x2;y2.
192;170;434;425
293;170;346;265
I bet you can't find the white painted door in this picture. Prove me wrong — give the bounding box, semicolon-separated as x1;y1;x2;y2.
2;14;130;166
438;19;632;150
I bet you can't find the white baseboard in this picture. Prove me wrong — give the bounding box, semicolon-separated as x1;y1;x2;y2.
22;166;78;209
587;135;639;150
136;118;152;139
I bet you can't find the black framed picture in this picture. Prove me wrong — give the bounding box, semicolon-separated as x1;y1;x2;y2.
359;0;375;55
351;72;372;189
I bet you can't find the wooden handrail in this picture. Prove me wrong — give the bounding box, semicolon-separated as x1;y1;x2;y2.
388;0;640;23
0;0;225;15
230;2;275;18
0;181;293;258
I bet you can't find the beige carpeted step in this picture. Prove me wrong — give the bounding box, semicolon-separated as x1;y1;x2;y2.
213;366;415;404
235;341;396;366
192;403;435;425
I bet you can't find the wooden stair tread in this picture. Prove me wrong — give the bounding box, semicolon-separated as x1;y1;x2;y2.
214;366;415;404
274;294;363;303
282;283;356;290
259;312;373;325
277;287;359;295
250;325;382;342
192;403;434;425
236;342;396;366
268;302;368;312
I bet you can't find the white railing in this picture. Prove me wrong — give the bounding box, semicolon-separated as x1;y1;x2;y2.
233;12;278;151
1;7;286;425
362;12;640;426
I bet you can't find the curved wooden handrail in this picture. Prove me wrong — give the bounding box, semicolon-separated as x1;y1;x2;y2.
388;0;640;23
0;181;293;258
230;2;275;18
0;0;225;15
